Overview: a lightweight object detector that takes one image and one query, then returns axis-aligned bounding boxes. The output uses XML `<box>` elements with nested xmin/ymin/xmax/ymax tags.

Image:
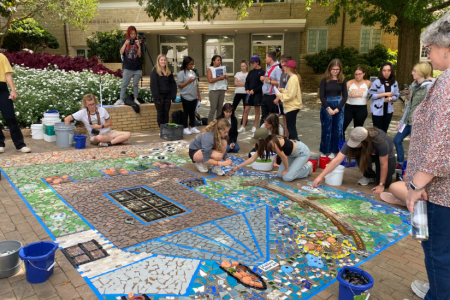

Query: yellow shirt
<box><xmin>0</xmin><ymin>53</ymin><xmax>13</xmax><ymax>82</ymax></box>
<box><xmin>276</xmin><ymin>74</ymin><xmax>303</xmax><ymax>112</ymax></box>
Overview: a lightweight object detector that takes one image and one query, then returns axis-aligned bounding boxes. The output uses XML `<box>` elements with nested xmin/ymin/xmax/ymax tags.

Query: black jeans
<box><xmin>181</xmin><ymin>97</ymin><xmax>197</xmax><ymax>128</ymax></box>
<box><xmin>0</xmin><ymin>83</ymin><xmax>26</xmax><ymax>149</ymax></box>
<box><xmin>357</xmin><ymin>154</ymin><xmax>396</xmax><ymax>188</ymax></box>
<box><xmin>372</xmin><ymin>103</ymin><xmax>392</xmax><ymax>133</ymax></box>
<box><xmin>285</xmin><ymin>109</ymin><xmax>299</xmax><ymax>140</ymax></box>
<box><xmin>343</xmin><ymin>104</ymin><xmax>368</xmax><ymax>138</ymax></box>
<box><xmin>232</xmin><ymin>93</ymin><xmax>246</xmax><ymax>111</ymax></box>
<box><xmin>260</xmin><ymin>94</ymin><xmax>276</xmax><ymax>126</ymax></box>
<box><xmin>154</xmin><ymin>97</ymin><xmax>171</xmax><ymax>127</ymax></box>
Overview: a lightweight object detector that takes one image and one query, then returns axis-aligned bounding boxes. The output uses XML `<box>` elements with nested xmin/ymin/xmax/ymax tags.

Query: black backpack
<box><xmin>171</xmin><ymin>110</ymin><xmax>183</xmax><ymax>125</ymax></box>
<box><xmin>125</xmin><ymin>95</ymin><xmax>140</xmax><ymax>114</ymax></box>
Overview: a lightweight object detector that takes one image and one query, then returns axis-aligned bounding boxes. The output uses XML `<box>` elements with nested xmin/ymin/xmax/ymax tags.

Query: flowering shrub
<box><xmin>4</xmin><ymin>52</ymin><xmax>123</xmax><ymax>78</ymax></box>
<box><xmin>3</xmin><ymin>66</ymin><xmax>152</xmax><ymax>127</ymax></box>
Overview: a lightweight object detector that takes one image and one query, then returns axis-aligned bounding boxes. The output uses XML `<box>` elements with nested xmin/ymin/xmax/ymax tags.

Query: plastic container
<box><xmin>308</xmin><ymin>158</ymin><xmax>318</xmax><ymax>172</ymax></box>
<box><xmin>0</xmin><ymin>240</ymin><xmax>22</xmax><ymax>279</ymax></box>
<box><xmin>73</xmin><ymin>135</ymin><xmax>87</xmax><ymax>149</ymax></box>
<box><xmin>42</xmin><ymin>119</ymin><xmax>62</xmax><ymax>142</ymax></box>
<box><xmin>160</xmin><ymin>123</ymin><xmax>183</xmax><ymax>141</ymax></box>
<box><xmin>411</xmin><ymin>200</ymin><xmax>428</xmax><ymax>241</ymax></box>
<box><xmin>252</xmin><ymin>153</ymin><xmax>276</xmax><ymax>172</ymax></box>
<box><xmin>19</xmin><ymin>241</ymin><xmax>57</xmax><ymax>284</ymax></box>
<box><xmin>319</xmin><ymin>156</ymin><xmax>331</xmax><ymax>169</ymax></box>
<box><xmin>325</xmin><ymin>165</ymin><xmax>345</xmax><ymax>186</ymax></box>
<box><xmin>31</xmin><ymin>124</ymin><xmax>44</xmax><ymax>140</ymax></box>
<box><xmin>54</xmin><ymin>122</ymin><xmax>75</xmax><ymax>148</ymax></box>
<box><xmin>337</xmin><ymin>266</ymin><xmax>374</xmax><ymax>300</ymax></box>
<box><xmin>43</xmin><ymin>111</ymin><xmax>60</xmax><ymax>119</ymax></box>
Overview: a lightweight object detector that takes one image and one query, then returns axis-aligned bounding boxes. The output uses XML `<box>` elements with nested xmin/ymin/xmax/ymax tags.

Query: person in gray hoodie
<box><xmin>393</xmin><ymin>62</ymin><xmax>433</xmax><ymax>169</ymax></box>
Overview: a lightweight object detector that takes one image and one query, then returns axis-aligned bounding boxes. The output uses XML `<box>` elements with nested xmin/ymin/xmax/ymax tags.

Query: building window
<box><xmin>205</xmin><ymin>35</ymin><xmax>235</xmax><ymax>75</ymax></box>
<box><xmin>76</xmin><ymin>48</ymin><xmax>90</xmax><ymax>58</ymax></box>
<box><xmin>160</xmin><ymin>35</ymin><xmax>188</xmax><ymax>43</ymax></box>
<box><xmin>253</xmin><ymin>0</ymin><xmax>286</xmax><ymax>3</ymax></box>
<box><xmin>307</xmin><ymin>29</ymin><xmax>328</xmax><ymax>53</ymax></box>
<box><xmin>252</xmin><ymin>34</ymin><xmax>284</xmax><ymax>66</ymax></box>
<box><xmin>360</xmin><ymin>28</ymin><xmax>381</xmax><ymax>53</ymax></box>
<box><xmin>420</xmin><ymin>43</ymin><xmax>430</xmax><ymax>61</ymax></box>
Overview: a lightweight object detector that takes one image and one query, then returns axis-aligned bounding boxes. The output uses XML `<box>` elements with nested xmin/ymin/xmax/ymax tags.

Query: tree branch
<box><xmin>428</xmin><ymin>0</ymin><xmax>450</xmax><ymax>12</ymax></box>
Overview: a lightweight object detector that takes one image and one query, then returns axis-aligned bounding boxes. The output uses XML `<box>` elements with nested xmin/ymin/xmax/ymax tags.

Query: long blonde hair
<box><xmin>324</xmin><ymin>59</ymin><xmax>345</xmax><ymax>83</ymax></box>
<box><xmin>200</xmin><ymin>118</ymin><xmax>231</xmax><ymax>153</ymax></box>
<box><xmin>154</xmin><ymin>54</ymin><xmax>172</xmax><ymax>76</ymax></box>
<box><xmin>81</xmin><ymin>94</ymin><xmax>99</xmax><ymax>109</ymax></box>
<box><xmin>285</xmin><ymin>66</ymin><xmax>302</xmax><ymax>89</ymax></box>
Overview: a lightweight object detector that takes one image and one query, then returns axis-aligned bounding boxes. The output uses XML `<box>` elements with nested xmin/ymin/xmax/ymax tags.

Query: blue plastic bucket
<box><xmin>337</xmin><ymin>266</ymin><xmax>374</xmax><ymax>300</ymax></box>
<box><xmin>19</xmin><ymin>241</ymin><xmax>57</xmax><ymax>284</ymax></box>
<box><xmin>73</xmin><ymin>135</ymin><xmax>87</xmax><ymax>149</ymax></box>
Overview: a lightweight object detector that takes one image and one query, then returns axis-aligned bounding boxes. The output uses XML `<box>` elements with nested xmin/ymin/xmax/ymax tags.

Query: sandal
<box><xmin>380</xmin><ymin>192</ymin><xmax>406</xmax><ymax>206</ymax></box>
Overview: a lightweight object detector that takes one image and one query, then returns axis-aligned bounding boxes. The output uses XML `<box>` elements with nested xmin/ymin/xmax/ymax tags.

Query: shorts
<box><xmin>245</xmin><ymin>93</ymin><xmax>263</xmax><ymax>107</ymax></box>
<box><xmin>189</xmin><ymin>148</ymin><xmax>200</xmax><ymax>162</ymax></box>
<box><xmin>264</xmin><ymin>95</ymin><xmax>285</xmax><ymax>115</ymax></box>
<box><xmin>90</xmin><ymin>130</ymin><xmax>119</xmax><ymax>144</ymax></box>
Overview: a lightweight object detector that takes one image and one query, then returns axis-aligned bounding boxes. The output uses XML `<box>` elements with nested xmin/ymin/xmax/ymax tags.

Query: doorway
<box><xmin>160</xmin><ymin>35</ymin><xmax>189</xmax><ymax>75</ymax></box>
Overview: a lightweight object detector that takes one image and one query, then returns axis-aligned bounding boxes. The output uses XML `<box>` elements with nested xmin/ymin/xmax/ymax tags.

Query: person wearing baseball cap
<box><xmin>238</xmin><ymin>55</ymin><xmax>265</xmax><ymax>133</ymax></box>
<box><xmin>230</xmin><ymin>128</ymin><xmax>313</xmax><ymax>182</ymax></box>
<box><xmin>275</xmin><ymin>59</ymin><xmax>303</xmax><ymax>141</ymax></box>
<box><xmin>313</xmin><ymin>126</ymin><xmax>396</xmax><ymax>194</ymax></box>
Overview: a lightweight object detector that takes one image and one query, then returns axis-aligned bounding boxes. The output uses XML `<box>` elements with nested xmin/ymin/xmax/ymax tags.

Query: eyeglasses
<box><xmin>425</xmin><ymin>44</ymin><xmax>432</xmax><ymax>55</ymax></box>
<box><xmin>87</xmin><ymin>103</ymin><xmax>96</xmax><ymax>107</ymax></box>
<box><xmin>331</xmin><ymin>68</ymin><xmax>340</xmax><ymax>72</ymax></box>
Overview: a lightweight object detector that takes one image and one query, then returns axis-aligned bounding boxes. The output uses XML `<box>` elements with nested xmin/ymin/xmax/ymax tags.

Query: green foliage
<box><xmin>87</xmin><ymin>30</ymin><xmax>125</xmax><ymax>63</ymax></box>
<box><xmin>305</xmin><ymin>44</ymin><xmax>398</xmax><ymax>80</ymax></box>
<box><xmin>2</xmin><ymin>18</ymin><xmax>59</xmax><ymax>53</ymax></box>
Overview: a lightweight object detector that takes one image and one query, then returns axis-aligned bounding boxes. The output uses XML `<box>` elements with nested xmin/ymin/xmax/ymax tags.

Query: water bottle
<box><xmin>411</xmin><ymin>200</ymin><xmax>429</xmax><ymax>241</ymax></box>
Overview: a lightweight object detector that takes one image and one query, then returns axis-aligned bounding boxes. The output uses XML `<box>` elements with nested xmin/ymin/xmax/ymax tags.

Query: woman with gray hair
<box><xmin>405</xmin><ymin>12</ymin><xmax>450</xmax><ymax>300</ymax></box>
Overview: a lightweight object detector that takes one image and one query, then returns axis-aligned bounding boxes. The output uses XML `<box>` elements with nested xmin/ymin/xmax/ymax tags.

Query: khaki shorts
<box><xmin>90</xmin><ymin>130</ymin><xmax>119</xmax><ymax>144</ymax></box>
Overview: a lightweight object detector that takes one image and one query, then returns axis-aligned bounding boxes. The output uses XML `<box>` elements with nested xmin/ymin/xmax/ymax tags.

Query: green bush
<box><xmin>86</xmin><ymin>30</ymin><xmax>125</xmax><ymax>63</ymax></box>
<box><xmin>2</xmin><ymin>18</ymin><xmax>59</xmax><ymax>53</ymax></box>
<box><xmin>305</xmin><ymin>44</ymin><xmax>398</xmax><ymax>80</ymax></box>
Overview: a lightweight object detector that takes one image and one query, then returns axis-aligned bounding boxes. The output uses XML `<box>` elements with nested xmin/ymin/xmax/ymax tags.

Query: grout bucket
<box><xmin>324</xmin><ymin>165</ymin><xmax>345</xmax><ymax>186</ymax></box>
<box><xmin>30</xmin><ymin>124</ymin><xmax>44</xmax><ymax>140</ymax></box>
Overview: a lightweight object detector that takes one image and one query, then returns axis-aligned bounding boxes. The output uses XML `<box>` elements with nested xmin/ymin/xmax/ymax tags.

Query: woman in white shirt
<box><xmin>207</xmin><ymin>55</ymin><xmax>228</xmax><ymax>123</ymax></box>
<box><xmin>232</xmin><ymin>60</ymin><xmax>249</xmax><ymax>114</ymax></box>
<box><xmin>343</xmin><ymin>66</ymin><xmax>372</xmax><ymax>137</ymax></box>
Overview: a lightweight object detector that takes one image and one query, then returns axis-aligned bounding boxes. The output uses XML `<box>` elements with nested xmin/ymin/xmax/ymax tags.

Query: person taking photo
<box><xmin>119</xmin><ymin>26</ymin><xmax>142</xmax><ymax>105</ymax></box>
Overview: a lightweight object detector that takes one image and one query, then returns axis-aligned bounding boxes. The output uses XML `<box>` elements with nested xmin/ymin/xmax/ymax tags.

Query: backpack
<box><xmin>171</xmin><ymin>110</ymin><xmax>183</xmax><ymax>125</ymax></box>
<box><xmin>125</xmin><ymin>95</ymin><xmax>140</xmax><ymax>114</ymax></box>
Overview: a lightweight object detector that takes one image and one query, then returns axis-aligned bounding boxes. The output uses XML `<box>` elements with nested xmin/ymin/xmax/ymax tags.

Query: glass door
<box><xmin>252</xmin><ymin>34</ymin><xmax>283</xmax><ymax>67</ymax></box>
<box><xmin>160</xmin><ymin>44</ymin><xmax>188</xmax><ymax>75</ymax></box>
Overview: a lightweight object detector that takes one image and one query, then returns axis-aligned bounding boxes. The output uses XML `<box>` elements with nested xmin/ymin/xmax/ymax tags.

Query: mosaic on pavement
<box><xmin>0</xmin><ymin>142</ymin><xmax>411</xmax><ymax>300</ymax></box>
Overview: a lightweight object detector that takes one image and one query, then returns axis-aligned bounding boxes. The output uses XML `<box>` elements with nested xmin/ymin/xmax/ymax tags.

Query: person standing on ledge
<box><xmin>0</xmin><ymin>53</ymin><xmax>31</xmax><ymax>153</ymax></box>
<box><xmin>119</xmin><ymin>26</ymin><xmax>142</xmax><ymax>105</ymax></box>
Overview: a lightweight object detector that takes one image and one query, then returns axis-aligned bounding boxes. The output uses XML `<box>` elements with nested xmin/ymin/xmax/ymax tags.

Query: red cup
<box><xmin>308</xmin><ymin>159</ymin><xmax>318</xmax><ymax>172</ymax></box>
<box><xmin>319</xmin><ymin>156</ymin><xmax>331</xmax><ymax>169</ymax></box>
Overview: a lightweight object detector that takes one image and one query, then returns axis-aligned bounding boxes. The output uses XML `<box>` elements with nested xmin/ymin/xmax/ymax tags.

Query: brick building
<box><xmin>35</xmin><ymin>0</ymin><xmax>428</xmax><ymax>77</ymax></box>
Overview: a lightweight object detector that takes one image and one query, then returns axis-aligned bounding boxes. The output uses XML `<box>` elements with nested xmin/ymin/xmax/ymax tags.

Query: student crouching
<box><xmin>216</xmin><ymin>103</ymin><xmax>239</xmax><ymax>153</ymax></box>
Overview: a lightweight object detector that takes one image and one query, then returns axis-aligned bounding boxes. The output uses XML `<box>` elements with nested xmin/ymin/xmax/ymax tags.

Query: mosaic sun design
<box><xmin>0</xmin><ymin>142</ymin><xmax>411</xmax><ymax>300</ymax></box>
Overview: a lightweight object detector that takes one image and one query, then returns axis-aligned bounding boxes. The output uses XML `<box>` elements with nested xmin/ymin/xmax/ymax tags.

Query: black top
<box><xmin>245</xmin><ymin>68</ymin><xmax>265</xmax><ymax>94</ymax></box>
<box><xmin>281</xmin><ymin>137</ymin><xmax>294</xmax><ymax>156</ymax></box>
<box><xmin>150</xmin><ymin>69</ymin><xmax>177</xmax><ymax>102</ymax></box>
<box><xmin>319</xmin><ymin>78</ymin><xmax>348</xmax><ymax>110</ymax></box>
<box><xmin>120</xmin><ymin>40</ymin><xmax>141</xmax><ymax>71</ymax></box>
<box><xmin>383</xmin><ymin>81</ymin><xmax>391</xmax><ymax>93</ymax></box>
<box><xmin>216</xmin><ymin>115</ymin><xmax>238</xmax><ymax>144</ymax></box>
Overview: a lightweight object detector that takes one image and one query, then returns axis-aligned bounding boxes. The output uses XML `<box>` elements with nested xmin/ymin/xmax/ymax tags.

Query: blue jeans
<box><xmin>422</xmin><ymin>201</ymin><xmax>450</xmax><ymax>300</ymax></box>
<box><xmin>393</xmin><ymin>125</ymin><xmax>411</xmax><ymax>164</ymax></box>
<box><xmin>277</xmin><ymin>141</ymin><xmax>310</xmax><ymax>182</ymax></box>
<box><xmin>227</xmin><ymin>142</ymin><xmax>240</xmax><ymax>153</ymax></box>
<box><xmin>320</xmin><ymin>97</ymin><xmax>344</xmax><ymax>154</ymax></box>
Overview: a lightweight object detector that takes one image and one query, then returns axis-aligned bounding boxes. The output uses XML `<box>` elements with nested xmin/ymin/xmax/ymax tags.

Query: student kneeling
<box><xmin>313</xmin><ymin>127</ymin><xmax>396</xmax><ymax>194</ymax></box>
<box><xmin>65</xmin><ymin>94</ymin><xmax>131</xmax><ymax>147</ymax></box>
<box><xmin>189</xmin><ymin>118</ymin><xmax>233</xmax><ymax>176</ymax></box>
<box><xmin>230</xmin><ymin>128</ymin><xmax>313</xmax><ymax>182</ymax></box>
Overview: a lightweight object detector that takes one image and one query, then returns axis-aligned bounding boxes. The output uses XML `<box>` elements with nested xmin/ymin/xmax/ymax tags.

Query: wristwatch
<box><xmin>379</xmin><ymin>182</ymin><xmax>384</xmax><ymax>186</ymax></box>
<box><xmin>410</xmin><ymin>182</ymin><xmax>424</xmax><ymax>192</ymax></box>
<box><xmin>101</xmin><ymin>125</ymin><xmax>104</xmax><ymax>129</ymax></box>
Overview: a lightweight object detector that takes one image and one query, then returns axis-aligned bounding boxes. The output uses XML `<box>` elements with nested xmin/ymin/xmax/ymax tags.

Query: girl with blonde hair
<box><xmin>189</xmin><ymin>118</ymin><xmax>233</xmax><ymax>175</ymax></box>
<box><xmin>150</xmin><ymin>54</ymin><xmax>177</xmax><ymax>127</ymax></box>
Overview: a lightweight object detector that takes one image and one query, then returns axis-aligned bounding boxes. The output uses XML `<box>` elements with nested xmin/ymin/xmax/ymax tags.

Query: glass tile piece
<box><xmin>74</xmin><ymin>254</ymin><xmax>91</xmax><ymax>264</ymax></box>
<box><xmin>159</xmin><ymin>205</ymin><xmax>185</xmax><ymax>216</ymax></box>
<box><xmin>127</xmin><ymin>187</ymin><xmax>154</xmax><ymax>198</ymax></box>
<box><xmin>123</xmin><ymin>199</ymin><xmax>152</xmax><ymax>212</ymax></box>
<box><xmin>90</xmin><ymin>249</ymin><xmax>106</xmax><ymax>259</ymax></box>
<box><xmin>143</xmin><ymin>196</ymin><xmax>170</xmax><ymax>207</ymax></box>
<box><xmin>66</xmin><ymin>246</ymin><xmax>84</xmax><ymax>257</ymax></box>
<box><xmin>138</xmin><ymin>209</ymin><xmax>166</xmax><ymax>222</ymax></box>
<box><xmin>108</xmin><ymin>191</ymin><xmax>136</xmax><ymax>202</ymax></box>
<box><xmin>81</xmin><ymin>241</ymin><xmax>99</xmax><ymax>251</ymax></box>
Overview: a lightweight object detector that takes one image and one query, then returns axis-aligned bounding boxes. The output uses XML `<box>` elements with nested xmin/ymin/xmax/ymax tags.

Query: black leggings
<box><xmin>154</xmin><ymin>98</ymin><xmax>172</xmax><ymax>127</ymax></box>
<box><xmin>232</xmin><ymin>94</ymin><xmax>246</xmax><ymax>111</ymax></box>
<box><xmin>285</xmin><ymin>109</ymin><xmax>299</xmax><ymax>140</ymax></box>
<box><xmin>182</xmin><ymin>97</ymin><xmax>197</xmax><ymax>128</ymax></box>
<box><xmin>0</xmin><ymin>82</ymin><xmax>26</xmax><ymax>149</ymax></box>
<box><xmin>343</xmin><ymin>104</ymin><xmax>368</xmax><ymax>138</ymax></box>
<box><xmin>372</xmin><ymin>103</ymin><xmax>392</xmax><ymax>133</ymax></box>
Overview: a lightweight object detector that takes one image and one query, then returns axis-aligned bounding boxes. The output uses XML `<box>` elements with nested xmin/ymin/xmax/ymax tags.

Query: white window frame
<box><xmin>419</xmin><ymin>42</ymin><xmax>431</xmax><ymax>61</ymax></box>
<box><xmin>252</xmin><ymin>0</ymin><xmax>286</xmax><ymax>4</ymax></box>
<box><xmin>75</xmin><ymin>48</ymin><xmax>90</xmax><ymax>58</ymax></box>
<box><xmin>307</xmin><ymin>27</ymin><xmax>328</xmax><ymax>54</ymax></box>
<box><xmin>205</xmin><ymin>42</ymin><xmax>235</xmax><ymax>76</ymax></box>
<box><xmin>252</xmin><ymin>33</ymin><xmax>284</xmax><ymax>65</ymax></box>
<box><xmin>359</xmin><ymin>27</ymin><xmax>382</xmax><ymax>53</ymax></box>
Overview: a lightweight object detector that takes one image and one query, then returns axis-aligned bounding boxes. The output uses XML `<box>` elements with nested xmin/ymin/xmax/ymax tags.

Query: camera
<box><xmin>138</xmin><ymin>32</ymin><xmax>145</xmax><ymax>40</ymax></box>
<box><xmin>129</xmin><ymin>39</ymin><xmax>135</xmax><ymax>45</ymax></box>
<box><xmin>91</xmin><ymin>129</ymin><xmax>100</xmax><ymax>136</ymax></box>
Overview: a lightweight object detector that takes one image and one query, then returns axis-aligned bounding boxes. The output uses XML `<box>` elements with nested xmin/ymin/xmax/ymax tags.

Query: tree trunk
<box><xmin>396</xmin><ymin>19</ymin><xmax>422</xmax><ymax>87</ymax></box>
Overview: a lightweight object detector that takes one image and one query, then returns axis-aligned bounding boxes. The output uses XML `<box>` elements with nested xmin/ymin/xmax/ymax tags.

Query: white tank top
<box><xmin>347</xmin><ymin>82</ymin><xmax>369</xmax><ymax>105</ymax></box>
<box><xmin>208</xmin><ymin>66</ymin><xmax>227</xmax><ymax>91</ymax></box>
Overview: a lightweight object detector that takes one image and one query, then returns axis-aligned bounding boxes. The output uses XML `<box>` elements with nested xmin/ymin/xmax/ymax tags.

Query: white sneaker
<box><xmin>183</xmin><ymin>128</ymin><xmax>192</xmax><ymax>135</ymax></box>
<box><xmin>411</xmin><ymin>280</ymin><xmax>429</xmax><ymax>299</ymax></box>
<box><xmin>134</xmin><ymin>99</ymin><xmax>141</xmax><ymax>105</ymax></box>
<box><xmin>320</xmin><ymin>153</ymin><xmax>327</xmax><ymax>157</ymax></box>
<box><xmin>252</xmin><ymin>127</ymin><xmax>257</xmax><ymax>133</ymax></box>
<box><xmin>328</xmin><ymin>153</ymin><xmax>335</xmax><ymax>159</ymax></box>
<box><xmin>194</xmin><ymin>162</ymin><xmax>208</xmax><ymax>173</ymax></box>
<box><xmin>238</xmin><ymin>126</ymin><xmax>245</xmax><ymax>133</ymax></box>
<box><xmin>17</xmin><ymin>147</ymin><xmax>31</xmax><ymax>153</ymax></box>
<box><xmin>0</xmin><ymin>147</ymin><xmax>4</xmax><ymax>153</ymax></box>
<box><xmin>306</xmin><ymin>161</ymin><xmax>314</xmax><ymax>175</ymax></box>
<box><xmin>358</xmin><ymin>177</ymin><xmax>375</xmax><ymax>186</ymax></box>
<box><xmin>190</xmin><ymin>127</ymin><xmax>201</xmax><ymax>134</ymax></box>
<box><xmin>211</xmin><ymin>165</ymin><xmax>225</xmax><ymax>176</ymax></box>
<box><xmin>114</xmin><ymin>99</ymin><xmax>124</xmax><ymax>105</ymax></box>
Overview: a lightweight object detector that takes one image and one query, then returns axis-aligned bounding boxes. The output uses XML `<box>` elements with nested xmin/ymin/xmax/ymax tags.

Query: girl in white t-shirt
<box><xmin>207</xmin><ymin>55</ymin><xmax>228</xmax><ymax>123</ymax></box>
<box><xmin>232</xmin><ymin>60</ymin><xmax>249</xmax><ymax>113</ymax></box>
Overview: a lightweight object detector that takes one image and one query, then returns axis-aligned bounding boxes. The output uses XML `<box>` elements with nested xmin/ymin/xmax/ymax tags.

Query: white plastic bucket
<box><xmin>42</xmin><ymin>119</ymin><xmax>61</xmax><ymax>143</ymax></box>
<box><xmin>252</xmin><ymin>153</ymin><xmax>276</xmax><ymax>172</ymax></box>
<box><xmin>30</xmin><ymin>124</ymin><xmax>44</xmax><ymax>140</ymax></box>
<box><xmin>325</xmin><ymin>165</ymin><xmax>345</xmax><ymax>186</ymax></box>
<box><xmin>43</xmin><ymin>111</ymin><xmax>60</xmax><ymax>120</ymax></box>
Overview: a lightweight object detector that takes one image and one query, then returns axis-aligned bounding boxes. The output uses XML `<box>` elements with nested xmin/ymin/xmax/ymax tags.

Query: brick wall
<box><xmin>105</xmin><ymin>103</ymin><xmax>183</xmax><ymax>132</ymax></box>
